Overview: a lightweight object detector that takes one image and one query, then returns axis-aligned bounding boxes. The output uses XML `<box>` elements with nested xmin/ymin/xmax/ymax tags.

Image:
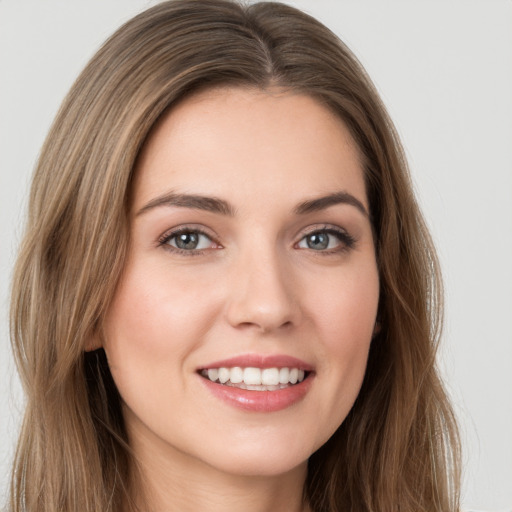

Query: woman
<box><xmin>8</xmin><ymin>1</ymin><xmax>461</xmax><ymax>511</ymax></box>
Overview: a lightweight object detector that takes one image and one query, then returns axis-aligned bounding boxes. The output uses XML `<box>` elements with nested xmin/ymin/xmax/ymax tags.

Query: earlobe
<box><xmin>84</xmin><ymin>337</ymin><xmax>102</xmax><ymax>352</ymax></box>
<box><xmin>372</xmin><ymin>320</ymin><xmax>381</xmax><ymax>339</ymax></box>
<box><xmin>84</xmin><ymin>329</ymin><xmax>104</xmax><ymax>352</ymax></box>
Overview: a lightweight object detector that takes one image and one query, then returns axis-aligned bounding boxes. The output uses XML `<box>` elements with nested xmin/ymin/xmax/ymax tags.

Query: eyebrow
<box><xmin>136</xmin><ymin>192</ymin><xmax>235</xmax><ymax>217</ymax></box>
<box><xmin>136</xmin><ymin>190</ymin><xmax>368</xmax><ymax>218</ymax></box>
<box><xmin>294</xmin><ymin>191</ymin><xmax>369</xmax><ymax>217</ymax></box>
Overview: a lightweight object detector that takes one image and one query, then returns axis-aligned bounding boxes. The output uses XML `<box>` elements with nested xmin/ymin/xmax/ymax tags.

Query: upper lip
<box><xmin>198</xmin><ymin>354</ymin><xmax>314</xmax><ymax>372</ymax></box>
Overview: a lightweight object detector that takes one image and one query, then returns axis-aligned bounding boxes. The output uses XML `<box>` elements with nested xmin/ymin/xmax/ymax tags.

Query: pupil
<box><xmin>308</xmin><ymin>233</ymin><xmax>328</xmax><ymax>250</ymax></box>
<box><xmin>176</xmin><ymin>232</ymin><xmax>198</xmax><ymax>250</ymax></box>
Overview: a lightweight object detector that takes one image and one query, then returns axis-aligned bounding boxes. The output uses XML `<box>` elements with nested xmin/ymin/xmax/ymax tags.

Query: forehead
<box><xmin>132</xmin><ymin>86</ymin><xmax>367</xmax><ymax>212</ymax></box>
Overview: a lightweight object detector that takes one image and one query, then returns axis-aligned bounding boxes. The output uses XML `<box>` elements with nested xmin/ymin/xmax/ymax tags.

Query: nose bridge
<box><xmin>225</xmin><ymin>238</ymin><xmax>299</xmax><ymax>332</ymax></box>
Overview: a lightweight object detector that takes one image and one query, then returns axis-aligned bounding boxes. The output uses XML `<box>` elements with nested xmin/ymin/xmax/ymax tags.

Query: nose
<box><xmin>224</xmin><ymin>246</ymin><xmax>301</xmax><ymax>333</ymax></box>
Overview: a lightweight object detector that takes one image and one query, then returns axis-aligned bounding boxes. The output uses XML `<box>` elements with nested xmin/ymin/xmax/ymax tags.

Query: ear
<box><xmin>84</xmin><ymin>337</ymin><xmax>102</xmax><ymax>352</ymax></box>
<box><xmin>372</xmin><ymin>320</ymin><xmax>381</xmax><ymax>339</ymax></box>
<box><xmin>84</xmin><ymin>328</ymin><xmax>103</xmax><ymax>352</ymax></box>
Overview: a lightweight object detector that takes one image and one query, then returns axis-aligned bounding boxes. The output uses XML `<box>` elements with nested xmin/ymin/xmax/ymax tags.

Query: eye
<box><xmin>297</xmin><ymin>228</ymin><xmax>355</xmax><ymax>252</ymax></box>
<box><xmin>160</xmin><ymin>228</ymin><xmax>218</xmax><ymax>252</ymax></box>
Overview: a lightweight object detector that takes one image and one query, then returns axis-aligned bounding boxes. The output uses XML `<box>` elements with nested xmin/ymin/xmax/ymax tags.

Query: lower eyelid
<box><xmin>298</xmin><ymin>228</ymin><xmax>355</xmax><ymax>247</ymax></box>
<box><xmin>157</xmin><ymin>226</ymin><xmax>356</xmax><ymax>254</ymax></box>
<box><xmin>171</xmin><ymin>233</ymin><xmax>213</xmax><ymax>250</ymax></box>
<box><xmin>158</xmin><ymin>226</ymin><xmax>215</xmax><ymax>245</ymax></box>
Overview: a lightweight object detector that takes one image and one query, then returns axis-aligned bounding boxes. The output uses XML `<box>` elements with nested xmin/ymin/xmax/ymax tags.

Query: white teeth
<box><xmin>207</xmin><ymin>368</ymin><xmax>218</xmax><ymax>382</ymax></box>
<box><xmin>218</xmin><ymin>367</ymin><xmax>230</xmax><ymax>384</ymax></box>
<box><xmin>278</xmin><ymin>367</ymin><xmax>290</xmax><ymax>384</ymax></box>
<box><xmin>230</xmin><ymin>366</ymin><xmax>243</xmax><ymax>384</ymax></box>
<box><xmin>243</xmin><ymin>367</ymin><xmax>261</xmax><ymax>385</ymax></box>
<box><xmin>202</xmin><ymin>366</ymin><xmax>308</xmax><ymax>387</ymax></box>
<box><xmin>261</xmin><ymin>368</ymin><xmax>279</xmax><ymax>386</ymax></box>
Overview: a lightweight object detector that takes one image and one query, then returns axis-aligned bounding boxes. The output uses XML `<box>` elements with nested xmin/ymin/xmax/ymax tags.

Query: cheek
<box><xmin>305</xmin><ymin>259</ymin><xmax>379</xmax><ymax>424</ymax></box>
<box><xmin>102</xmin><ymin>259</ymin><xmax>221</xmax><ymax>388</ymax></box>
<box><xmin>311</xmin><ymin>258</ymin><xmax>379</xmax><ymax>349</ymax></box>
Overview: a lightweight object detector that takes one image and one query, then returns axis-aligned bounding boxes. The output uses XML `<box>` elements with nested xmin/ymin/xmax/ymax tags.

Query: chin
<box><xmin>206</xmin><ymin>450</ymin><xmax>309</xmax><ymax>478</ymax></box>
<box><xmin>194</xmin><ymin>430</ymin><xmax>321</xmax><ymax>478</ymax></box>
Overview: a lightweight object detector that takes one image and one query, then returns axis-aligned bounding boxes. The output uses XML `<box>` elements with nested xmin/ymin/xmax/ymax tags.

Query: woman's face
<box><xmin>102</xmin><ymin>87</ymin><xmax>379</xmax><ymax>477</ymax></box>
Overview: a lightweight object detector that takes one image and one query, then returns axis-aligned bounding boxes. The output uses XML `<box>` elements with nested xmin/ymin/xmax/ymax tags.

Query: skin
<box><xmin>101</xmin><ymin>87</ymin><xmax>380</xmax><ymax>512</ymax></box>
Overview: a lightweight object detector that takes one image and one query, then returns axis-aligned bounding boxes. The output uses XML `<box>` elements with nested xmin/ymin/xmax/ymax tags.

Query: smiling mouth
<box><xmin>199</xmin><ymin>367</ymin><xmax>309</xmax><ymax>391</ymax></box>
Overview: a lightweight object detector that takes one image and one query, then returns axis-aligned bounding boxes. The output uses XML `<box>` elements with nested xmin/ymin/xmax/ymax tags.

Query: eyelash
<box><xmin>158</xmin><ymin>225</ymin><xmax>357</xmax><ymax>256</ymax></box>
<box><xmin>158</xmin><ymin>226</ymin><xmax>218</xmax><ymax>256</ymax></box>
<box><xmin>297</xmin><ymin>226</ymin><xmax>357</xmax><ymax>254</ymax></box>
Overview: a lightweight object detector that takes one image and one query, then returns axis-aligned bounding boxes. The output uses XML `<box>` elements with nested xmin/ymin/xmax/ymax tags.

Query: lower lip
<box><xmin>199</xmin><ymin>374</ymin><xmax>314</xmax><ymax>412</ymax></box>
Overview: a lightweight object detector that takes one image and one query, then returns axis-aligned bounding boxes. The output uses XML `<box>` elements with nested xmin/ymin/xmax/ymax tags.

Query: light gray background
<box><xmin>1</xmin><ymin>1</ymin><xmax>511</xmax><ymax>510</ymax></box>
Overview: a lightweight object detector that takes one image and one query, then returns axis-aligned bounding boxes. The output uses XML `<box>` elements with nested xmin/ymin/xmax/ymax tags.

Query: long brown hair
<box><xmin>9</xmin><ymin>1</ymin><xmax>461</xmax><ymax>511</ymax></box>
